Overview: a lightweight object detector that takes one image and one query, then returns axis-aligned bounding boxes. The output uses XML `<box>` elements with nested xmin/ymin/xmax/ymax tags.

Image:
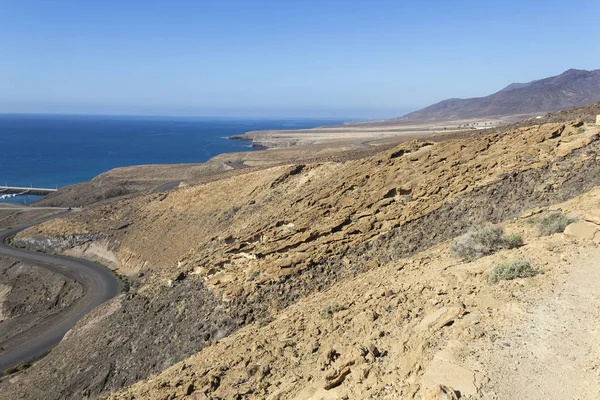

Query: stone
<box><xmin>185</xmin><ymin>383</ymin><xmax>195</xmax><ymax>395</ymax></box>
<box><xmin>423</xmin><ymin>384</ymin><xmax>460</xmax><ymax>400</ymax></box>
<box><xmin>174</xmin><ymin>272</ymin><xmax>186</xmax><ymax>281</ymax></box>
<box><xmin>324</xmin><ymin>366</ymin><xmax>351</xmax><ymax>390</ymax></box>
<box><xmin>584</xmin><ymin>210</ymin><xmax>600</xmax><ymax>225</ymax></box>
<box><xmin>368</xmin><ymin>344</ymin><xmax>380</xmax><ymax>358</ymax></box>
<box><xmin>564</xmin><ymin>222</ymin><xmax>599</xmax><ymax>240</ymax></box>
<box><xmin>416</xmin><ymin>305</ymin><xmax>466</xmax><ymax>332</ymax></box>
<box><xmin>555</xmin><ymin>139</ymin><xmax>587</xmax><ymax>157</ymax></box>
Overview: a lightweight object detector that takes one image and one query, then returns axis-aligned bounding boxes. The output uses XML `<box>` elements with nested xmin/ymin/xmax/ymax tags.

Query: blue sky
<box><xmin>1</xmin><ymin>0</ymin><xmax>599</xmax><ymax>118</ymax></box>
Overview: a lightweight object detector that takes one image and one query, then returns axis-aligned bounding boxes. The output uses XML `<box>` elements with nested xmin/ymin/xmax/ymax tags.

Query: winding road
<box><xmin>0</xmin><ymin>213</ymin><xmax>121</xmax><ymax>373</ymax></box>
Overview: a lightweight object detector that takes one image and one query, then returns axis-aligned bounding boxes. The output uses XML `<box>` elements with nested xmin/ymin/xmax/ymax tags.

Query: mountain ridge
<box><xmin>398</xmin><ymin>68</ymin><xmax>600</xmax><ymax>122</ymax></box>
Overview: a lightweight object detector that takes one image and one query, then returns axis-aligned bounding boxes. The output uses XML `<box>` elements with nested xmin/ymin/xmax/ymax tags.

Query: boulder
<box><xmin>564</xmin><ymin>221</ymin><xmax>599</xmax><ymax>240</ymax></box>
<box><xmin>584</xmin><ymin>210</ymin><xmax>600</xmax><ymax>226</ymax></box>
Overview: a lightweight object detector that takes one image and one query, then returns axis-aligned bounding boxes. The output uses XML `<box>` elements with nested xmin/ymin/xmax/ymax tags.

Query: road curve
<box><xmin>0</xmin><ymin>213</ymin><xmax>122</xmax><ymax>373</ymax></box>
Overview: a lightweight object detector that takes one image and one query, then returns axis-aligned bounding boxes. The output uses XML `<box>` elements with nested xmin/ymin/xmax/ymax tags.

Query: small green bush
<box><xmin>488</xmin><ymin>260</ymin><xmax>537</xmax><ymax>285</ymax></box>
<box><xmin>503</xmin><ymin>233</ymin><xmax>523</xmax><ymax>249</ymax></box>
<box><xmin>537</xmin><ymin>211</ymin><xmax>576</xmax><ymax>236</ymax></box>
<box><xmin>450</xmin><ymin>225</ymin><xmax>523</xmax><ymax>261</ymax></box>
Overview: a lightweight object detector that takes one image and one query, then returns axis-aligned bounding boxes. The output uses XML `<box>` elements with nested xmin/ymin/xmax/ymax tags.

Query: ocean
<box><xmin>0</xmin><ymin>114</ymin><xmax>347</xmax><ymax>203</ymax></box>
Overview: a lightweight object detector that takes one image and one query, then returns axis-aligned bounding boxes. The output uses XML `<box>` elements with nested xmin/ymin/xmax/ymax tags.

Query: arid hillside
<box><xmin>18</xmin><ymin>120</ymin><xmax>599</xmax><ymax>279</ymax></box>
<box><xmin>35</xmin><ymin>135</ymin><xmax>392</xmax><ymax>208</ymax></box>
<box><xmin>107</xmin><ymin>187</ymin><xmax>600</xmax><ymax>400</ymax></box>
<box><xmin>3</xmin><ymin>115</ymin><xmax>600</xmax><ymax>399</ymax></box>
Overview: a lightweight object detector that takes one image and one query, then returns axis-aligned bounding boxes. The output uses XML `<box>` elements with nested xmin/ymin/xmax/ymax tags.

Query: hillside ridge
<box><xmin>398</xmin><ymin>68</ymin><xmax>600</xmax><ymax>122</ymax></box>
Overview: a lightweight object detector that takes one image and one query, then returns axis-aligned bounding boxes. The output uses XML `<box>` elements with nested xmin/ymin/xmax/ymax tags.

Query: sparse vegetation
<box><xmin>536</xmin><ymin>211</ymin><xmax>576</xmax><ymax>236</ymax></box>
<box><xmin>450</xmin><ymin>225</ymin><xmax>523</xmax><ymax>261</ymax></box>
<box><xmin>488</xmin><ymin>259</ymin><xmax>537</xmax><ymax>285</ymax></box>
<box><xmin>503</xmin><ymin>233</ymin><xmax>524</xmax><ymax>249</ymax></box>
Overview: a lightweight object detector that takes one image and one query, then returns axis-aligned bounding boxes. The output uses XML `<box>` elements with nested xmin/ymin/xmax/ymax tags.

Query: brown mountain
<box><xmin>400</xmin><ymin>68</ymin><xmax>600</xmax><ymax>121</ymax></box>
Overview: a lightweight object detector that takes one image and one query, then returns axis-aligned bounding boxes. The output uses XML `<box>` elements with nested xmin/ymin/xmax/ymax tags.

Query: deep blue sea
<box><xmin>0</xmin><ymin>114</ymin><xmax>347</xmax><ymax>203</ymax></box>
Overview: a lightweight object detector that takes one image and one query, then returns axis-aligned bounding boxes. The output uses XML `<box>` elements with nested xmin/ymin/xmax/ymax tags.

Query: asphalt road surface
<box><xmin>0</xmin><ymin>214</ymin><xmax>121</xmax><ymax>373</ymax></box>
<box><xmin>151</xmin><ymin>181</ymin><xmax>181</xmax><ymax>193</ymax></box>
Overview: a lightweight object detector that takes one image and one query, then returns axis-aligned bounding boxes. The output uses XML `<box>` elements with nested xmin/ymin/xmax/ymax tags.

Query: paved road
<box><xmin>151</xmin><ymin>181</ymin><xmax>181</xmax><ymax>193</ymax></box>
<box><xmin>0</xmin><ymin>206</ymin><xmax>74</xmax><ymax>211</ymax></box>
<box><xmin>225</xmin><ymin>160</ymin><xmax>248</xmax><ymax>169</ymax></box>
<box><xmin>0</xmin><ymin>214</ymin><xmax>121</xmax><ymax>373</ymax></box>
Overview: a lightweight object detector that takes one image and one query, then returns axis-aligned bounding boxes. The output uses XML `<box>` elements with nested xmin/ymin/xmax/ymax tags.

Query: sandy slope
<box><xmin>106</xmin><ymin>189</ymin><xmax>600</xmax><ymax>400</ymax></box>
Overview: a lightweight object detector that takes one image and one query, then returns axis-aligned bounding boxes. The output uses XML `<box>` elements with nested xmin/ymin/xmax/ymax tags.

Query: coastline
<box><xmin>30</xmin><ymin>112</ymin><xmax>533</xmax><ymax>208</ymax></box>
<box><xmin>1</xmin><ymin>115</ymin><xmax>344</xmax><ymax>191</ymax></box>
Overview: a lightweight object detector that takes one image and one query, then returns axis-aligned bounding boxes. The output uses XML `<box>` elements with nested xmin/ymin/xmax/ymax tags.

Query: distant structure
<box><xmin>0</xmin><ymin>185</ymin><xmax>57</xmax><ymax>196</ymax></box>
<box><xmin>596</xmin><ymin>115</ymin><xmax>600</xmax><ymax>125</ymax></box>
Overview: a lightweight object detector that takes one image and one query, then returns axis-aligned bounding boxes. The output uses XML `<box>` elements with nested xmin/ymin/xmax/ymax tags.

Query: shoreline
<box><xmin>28</xmin><ymin>111</ymin><xmax>541</xmax><ymax>208</ymax></box>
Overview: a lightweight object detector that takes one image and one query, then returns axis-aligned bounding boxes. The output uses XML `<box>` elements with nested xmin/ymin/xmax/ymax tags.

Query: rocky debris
<box><xmin>13</xmin><ymin>233</ymin><xmax>103</xmax><ymax>254</ymax></box>
<box><xmin>367</xmin><ymin>343</ymin><xmax>381</xmax><ymax>358</ymax></box>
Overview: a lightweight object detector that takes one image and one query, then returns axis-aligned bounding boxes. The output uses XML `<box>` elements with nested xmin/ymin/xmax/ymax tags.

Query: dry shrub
<box><xmin>536</xmin><ymin>211</ymin><xmax>576</xmax><ymax>236</ymax></box>
<box><xmin>488</xmin><ymin>259</ymin><xmax>537</xmax><ymax>285</ymax></box>
<box><xmin>450</xmin><ymin>225</ymin><xmax>523</xmax><ymax>261</ymax></box>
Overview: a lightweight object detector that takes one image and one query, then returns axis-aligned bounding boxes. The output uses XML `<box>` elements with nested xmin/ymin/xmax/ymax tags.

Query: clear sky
<box><xmin>1</xmin><ymin>0</ymin><xmax>599</xmax><ymax>119</ymax></box>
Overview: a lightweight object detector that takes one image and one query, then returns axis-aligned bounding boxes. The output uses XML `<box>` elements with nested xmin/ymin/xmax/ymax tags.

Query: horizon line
<box><xmin>0</xmin><ymin>111</ymin><xmax>408</xmax><ymax>121</ymax></box>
